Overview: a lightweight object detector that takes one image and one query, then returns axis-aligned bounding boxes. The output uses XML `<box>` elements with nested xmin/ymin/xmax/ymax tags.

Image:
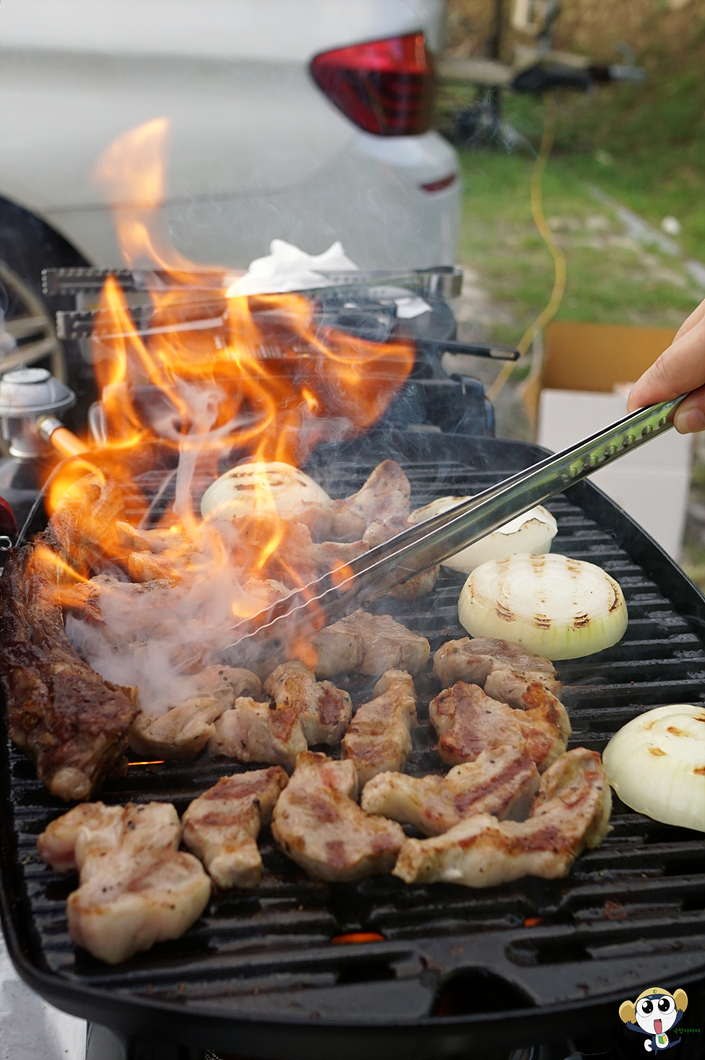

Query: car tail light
<box><xmin>420</xmin><ymin>174</ymin><xmax>457</xmax><ymax>193</ymax></box>
<box><xmin>310</xmin><ymin>33</ymin><xmax>435</xmax><ymax>137</ymax></box>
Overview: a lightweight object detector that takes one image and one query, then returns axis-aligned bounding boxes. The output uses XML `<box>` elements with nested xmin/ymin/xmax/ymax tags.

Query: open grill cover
<box><xmin>1</xmin><ymin>431</ymin><xmax>704</xmax><ymax>1059</ymax></box>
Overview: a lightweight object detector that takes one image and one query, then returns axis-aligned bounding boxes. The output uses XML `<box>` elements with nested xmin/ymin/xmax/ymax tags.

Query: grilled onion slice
<box><xmin>409</xmin><ymin>498</ymin><xmax>557</xmax><ymax>573</ymax></box>
<box><xmin>458</xmin><ymin>552</ymin><xmax>628</xmax><ymax>660</ymax></box>
<box><xmin>603</xmin><ymin>705</ymin><xmax>705</xmax><ymax>832</ymax></box>
<box><xmin>201</xmin><ymin>461</ymin><xmax>330</xmax><ymax>520</ymax></box>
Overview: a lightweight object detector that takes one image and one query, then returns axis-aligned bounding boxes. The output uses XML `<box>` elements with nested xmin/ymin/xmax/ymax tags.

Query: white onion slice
<box><xmin>200</xmin><ymin>461</ymin><xmax>330</xmax><ymax>521</ymax></box>
<box><xmin>603</xmin><ymin>705</ymin><xmax>705</xmax><ymax>832</ymax></box>
<box><xmin>409</xmin><ymin>498</ymin><xmax>557</xmax><ymax>573</ymax></box>
<box><xmin>458</xmin><ymin>552</ymin><xmax>628</xmax><ymax>660</ymax></box>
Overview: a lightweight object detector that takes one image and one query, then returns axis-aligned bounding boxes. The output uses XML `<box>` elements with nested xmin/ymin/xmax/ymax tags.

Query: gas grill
<box><xmin>1</xmin><ymin>428</ymin><xmax>705</xmax><ymax>1060</ymax></box>
<box><xmin>42</xmin><ymin>265</ymin><xmax>518</xmax><ymax>439</ymax></box>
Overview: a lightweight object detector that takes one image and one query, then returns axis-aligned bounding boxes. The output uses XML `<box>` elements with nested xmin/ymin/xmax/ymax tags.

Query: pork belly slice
<box><xmin>38</xmin><ymin>801</ymin><xmax>123</xmax><ymax>873</ymax></box>
<box><xmin>296</xmin><ymin>460</ymin><xmax>410</xmax><ymax>544</ymax></box>
<box><xmin>311</xmin><ymin>609</ymin><xmax>430</xmax><ymax>679</ymax></box>
<box><xmin>359</xmin><ymin>512</ymin><xmax>439</xmax><ymax>597</ymax></box>
<box><xmin>227</xmin><ymin>513</ymin><xmax>366</xmax><ymax>590</ymax></box>
<box><xmin>294</xmin><ymin>501</ymin><xmax>367</xmax><ymax>543</ymax></box>
<box><xmin>342</xmin><ymin>670</ymin><xmax>417</xmax><ymax>787</ymax></box>
<box><xmin>434</xmin><ymin>637</ymin><xmax>562</xmax><ymax>707</ymax></box>
<box><xmin>182</xmin><ymin>767</ymin><xmax>288</xmax><ymax>889</ymax></box>
<box><xmin>430</xmin><ymin>682</ymin><xmax>569</xmax><ymax>773</ymax></box>
<box><xmin>263</xmin><ymin>661</ymin><xmax>352</xmax><ymax>745</ymax></box>
<box><xmin>38</xmin><ymin>802</ymin><xmax>210</xmax><ymax>964</ymax></box>
<box><xmin>393</xmin><ymin>748</ymin><xmax>612</xmax><ymax>887</ymax></box>
<box><xmin>271</xmin><ymin>751</ymin><xmax>405</xmax><ymax>882</ymax></box>
<box><xmin>386</xmin><ymin>564</ymin><xmax>440</xmax><ymax>600</ymax></box>
<box><xmin>48</xmin><ymin>471</ymin><xmax>129</xmax><ymax>574</ymax></box>
<box><xmin>361</xmin><ymin>748</ymin><xmax>540</xmax><ymax>835</ymax></box>
<box><xmin>129</xmin><ymin>666</ymin><xmax>261</xmax><ymax>759</ymax></box>
<box><xmin>345</xmin><ymin>460</ymin><xmax>411</xmax><ymax>527</ymax></box>
<box><xmin>209</xmin><ymin>698</ymin><xmax>307</xmax><ymax>771</ymax></box>
<box><xmin>115</xmin><ymin>521</ymin><xmax>187</xmax><ymax>554</ymax></box>
<box><xmin>0</xmin><ymin>532</ymin><xmax>139</xmax><ymax>802</ymax></box>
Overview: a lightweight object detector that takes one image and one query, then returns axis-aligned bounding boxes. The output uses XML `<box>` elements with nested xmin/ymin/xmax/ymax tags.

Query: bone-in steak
<box><xmin>0</xmin><ymin>531</ymin><xmax>138</xmax><ymax>801</ymax></box>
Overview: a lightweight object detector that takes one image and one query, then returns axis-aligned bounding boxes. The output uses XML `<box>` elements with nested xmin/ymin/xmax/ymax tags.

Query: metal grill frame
<box><xmin>1</xmin><ymin>431</ymin><xmax>705</xmax><ymax>1059</ymax></box>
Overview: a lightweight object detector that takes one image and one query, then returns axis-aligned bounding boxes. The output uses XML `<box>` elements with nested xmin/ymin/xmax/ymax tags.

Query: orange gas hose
<box><xmin>36</xmin><ymin>417</ymin><xmax>88</xmax><ymax>458</ymax></box>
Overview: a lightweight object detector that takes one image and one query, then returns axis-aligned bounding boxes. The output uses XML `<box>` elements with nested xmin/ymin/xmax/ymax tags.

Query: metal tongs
<box><xmin>225</xmin><ymin>395</ymin><xmax>685</xmax><ymax>649</ymax></box>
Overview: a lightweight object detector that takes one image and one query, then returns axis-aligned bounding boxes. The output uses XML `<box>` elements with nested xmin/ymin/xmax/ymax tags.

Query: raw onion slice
<box><xmin>458</xmin><ymin>552</ymin><xmax>628</xmax><ymax>660</ymax></box>
<box><xmin>409</xmin><ymin>498</ymin><xmax>557</xmax><ymax>573</ymax></box>
<box><xmin>200</xmin><ymin>461</ymin><xmax>330</xmax><ymax>521</ymax></box>
<box><xmin>603</xmin><ymin>705</ymin><xmax>705</xmax><ymax>832</ymax></box>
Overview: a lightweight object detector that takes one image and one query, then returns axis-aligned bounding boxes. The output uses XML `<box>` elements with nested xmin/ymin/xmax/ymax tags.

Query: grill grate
<box><xmin>2</xmin><ymin>433</ymin><xmax>705</xmax><ymax>1056</ymax></box>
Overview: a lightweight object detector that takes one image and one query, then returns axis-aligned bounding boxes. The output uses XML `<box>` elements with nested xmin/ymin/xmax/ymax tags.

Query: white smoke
<box><xmin>64</xmin><ymin>378</ymin><xmax>288</xmax><ymax>716</ymax></box>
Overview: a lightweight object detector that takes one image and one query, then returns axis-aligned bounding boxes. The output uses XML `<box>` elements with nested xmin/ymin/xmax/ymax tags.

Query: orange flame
<box><xmin>46</xmin><ymin>117</ymin><xmax>414</xmax><ymax>616</ymax></box>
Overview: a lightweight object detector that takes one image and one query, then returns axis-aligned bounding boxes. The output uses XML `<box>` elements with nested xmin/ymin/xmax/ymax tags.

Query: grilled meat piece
<box><xmin>48</xmin><ymin>472</ymin><xmax>128</xmax><ymax>576</ymax></box>
<box><xmin>182</xmin><ymin>767</ymin><xmax>288</xmax><ymax>889</ymax></box>
<box><xmin>312</xmin><ymin>538</ymin><xmax>367</xmax><ymax>573</ymax></box>
<box><xmin>129</xmin><ymin>666</ymin><xmax>261</xmax><ymax>759</ymax></box>
<box><xmin>227</xmin><ymin>513</ymin><xmax>366</xmax><ymax>589</ymax></box>
<box><xmin>127</xmin><ymin>548</ymin><xmax>191</xmax><ymax>585</ymax></box>
<box><xmin>294</xmin><ymin>501</ymin><xmax>367</xmax><ymax>543</ymax></box>
<box><xmin>361</xmin><ymin>748</ymin><xmax>539</xmax><ymax>834</ymax></box>
<box><xmin>311</xmin><ymin>610</ymin><xmax>430</xmax><ymax>679</ymax></box>
<box><xmin>37</xmin><ymin>801</ymin><xmax>123</xmax><ymax>873</ymax></box>
<box><xmin>393</xmin><ymin>748</ymin><xmax>612</xmax><ymax>887</ymax></box>
<box><xmin>386</xmin><ymin>564</ymin><xmax>440</xmax><ymax>600</ymax></box>
<box><xmin>209</xmin><ymin>697</ymin><xmax>307</xmax><ymax>771</ymax></box>
<box><xmin>272</xmin><ymin>751</ymin><xmax>405</xmax><ymax>882</ymax></box>
<box><xmin>345</xmin><ymin>460</ymin><xmax>410</xmax><ymax>527</ymax></box>
<box><xmin>263</xmin><ymin>661</ymin><xmax>352</xmax><ymax>745</ymax></box>
<box><xmin>358</xmin><ymin>514</ymin><xmax>440</xmax><ymax>599</ymax></box>
<box><xmin>434</xmin><ymin>637</ymin><xmax>562</xmax><ymax>708</ymax></box>
<box><xmin>516</xmin><ymin>680</ymin><xmax>571</xmax><ymax>748</ymax></box>
<box><xmin>50</xmin><ymin>578</ymin><xmax>105</xmax><ymax>622</ymax></box>
<box><xmin>342</xmin><ymin>670</ymin><xmax>417</xmax><ymax>787</ymax></box>
<box><xmin>296</xmin><ymin>461</ymin><xmax>410</xmax><ymax>544</ymax></box>
<box><xmin>116</xmin><ymin>521</ymin><xmax>187</xmax><ymax>554</ymax></box>
<box><xmin>38</xmin><ymin>802</ymin><xmax>210</xmax><ymax>964</ymax></box>
<box><xmin>0</xmin><ymin>532</ymin><xmax>139</xmax><ymax>801</ymax></box>
<box><xmin>430</xmin><ymin>681</ymin><xmax>569</xmax><ymax>772</ymax></box>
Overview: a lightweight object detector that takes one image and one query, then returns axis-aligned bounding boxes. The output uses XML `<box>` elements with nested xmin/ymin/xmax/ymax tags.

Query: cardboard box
<box><xmin>533</xmin><ymin>321</ymin><xmax>691</xmax><ymax>558</ymax></box>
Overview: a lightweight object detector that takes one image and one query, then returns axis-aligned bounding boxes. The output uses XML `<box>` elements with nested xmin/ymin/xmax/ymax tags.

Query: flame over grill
<box><xmin>42</xmin><ymin>118</ymin><xmax>414</xmax><ymax>624</ymax></box>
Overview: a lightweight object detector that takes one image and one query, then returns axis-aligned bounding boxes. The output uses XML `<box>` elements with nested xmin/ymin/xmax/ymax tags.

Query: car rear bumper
<box><xmin>44</xmin><ymin>132</ymin><xmax>461</xmax><ymax>271</ymax></box>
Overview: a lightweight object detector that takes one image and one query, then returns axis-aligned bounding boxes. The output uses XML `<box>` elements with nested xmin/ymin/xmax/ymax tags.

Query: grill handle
<box><xmin>225</xmin><ymin>395</ymin><xmax>684</xmax><ymax>646</ymax></box>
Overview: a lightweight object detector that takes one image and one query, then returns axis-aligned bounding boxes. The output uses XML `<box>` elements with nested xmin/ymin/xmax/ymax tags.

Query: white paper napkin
<box><xmin>226</xmin><ymin>239</ymin><xmax>358</xmax><ymax>296</ymax></box>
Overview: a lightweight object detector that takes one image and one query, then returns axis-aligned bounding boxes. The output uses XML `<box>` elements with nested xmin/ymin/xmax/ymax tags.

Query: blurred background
<box><xmin>435</xmin><ymin>0</ymin><xmax>705</xmax><ymax>585</ymax></box>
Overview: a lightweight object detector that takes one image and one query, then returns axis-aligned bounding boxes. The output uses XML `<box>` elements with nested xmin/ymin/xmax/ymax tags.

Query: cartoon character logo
<box><xmin>619</xmin><ymin>987</ymin><xmax>688</xmax><ymax>1052</ymax></box>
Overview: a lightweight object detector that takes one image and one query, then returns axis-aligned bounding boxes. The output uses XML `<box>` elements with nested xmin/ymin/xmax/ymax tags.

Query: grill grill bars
<box><xmin>2</xmin><ymin>433</ymin><xmax>704</xmax><ymax>1059</ymax></box>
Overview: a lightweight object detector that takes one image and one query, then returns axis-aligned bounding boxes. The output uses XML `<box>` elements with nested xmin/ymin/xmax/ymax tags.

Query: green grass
<box><xmin>457</xmin><ymin>148</ymin><xmax>702</xmax><ymax>344</ymax></box>
<box><xmin>441</xmin><ymin>60</ymin><xmax>705</xmax><ymax>346</ymax></box>
<box><xmin>472</xmin><ymin>67</ymin><xmax>705</xmax><ymax>260</ymax></box>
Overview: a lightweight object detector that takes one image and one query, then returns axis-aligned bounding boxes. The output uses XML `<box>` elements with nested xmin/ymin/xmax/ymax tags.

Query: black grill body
<box><xmin>44</xmin><ymin>265</ymin><xmax>497</xmax><ymax>440</ymax></box>
<box><xmin>1</xmin><ymin>431</ymin><xmax>704</xmax><ymax>1059</ymax></box>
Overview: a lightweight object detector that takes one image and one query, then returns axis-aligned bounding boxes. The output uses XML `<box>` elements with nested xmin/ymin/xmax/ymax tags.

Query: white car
<box><xmin>0</xmin><ymin>0</ymin><xmax>460</xmax><ymax>327</ymax></box>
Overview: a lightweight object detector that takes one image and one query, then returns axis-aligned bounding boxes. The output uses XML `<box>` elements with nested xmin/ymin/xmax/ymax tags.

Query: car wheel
<box><xmin>0</xmin><ymin>258</ymin><xmax>65</xmax><ymax>380</ymax></box>
<box><xmin>0</xmin><ymin>198</ymin><xmax>96</xmax><ymax>428</ymax></box>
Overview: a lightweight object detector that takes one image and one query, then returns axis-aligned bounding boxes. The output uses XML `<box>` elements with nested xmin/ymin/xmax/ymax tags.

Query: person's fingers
<box><xmin>673</xmin><ymin>383</ymin><xmax>705</xmax><ymax>434</ymax></box>
<box><xmin>674</xmin><ymin>296</ymin><xmax>705</xmax><ymax>342</ymax></box>
<box><xmin>627</xmin><ymin>313</ymin><xmax>705</xmax><ymax>411</ymax></box>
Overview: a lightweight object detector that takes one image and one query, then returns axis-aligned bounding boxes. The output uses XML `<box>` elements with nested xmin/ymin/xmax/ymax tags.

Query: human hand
<box><xmin>627</xmin><ymin>296</ymin><xmax>705</xmax><ymax>433</ymax></box>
